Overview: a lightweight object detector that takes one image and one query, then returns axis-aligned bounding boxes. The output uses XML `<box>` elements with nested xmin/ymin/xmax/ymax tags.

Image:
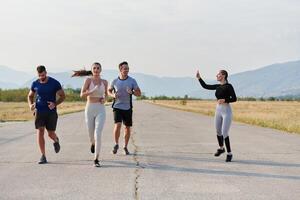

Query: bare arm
<box><xmin>80</xmin><ymin>78</ymin><xmax>92</xmax><ymax>98</ymax></box>
<box><xmin>107</xmin><ymin>85</ymin><xmax>117</xmax><ymax>98</ymax></box>
<box><xmin>133</xmin><ymin>87</ymin><xmax>141</xmax><ymax>97</ymax></box>
<box><xmin>47</xmin><ymin>89</ymin><xmax>65</xmax><ymax>110</ymax></box>
<box><xmin>103</xmin><ymin>80</ymin><xmax>108</xmax><ymax>98</ymax></box>
<box><xmin>27</xmin><ymin>90</ymin><xmax>36</xmax><ymax>111</ymax></box>
<box><xmin>55</xmin><ymin>89</ymin><xmax>65</xmax><ymax>106</ymax></box>
<box><xmin>98</xmin><ymin>80</ymin><xmax>109</xmax><ymax>104</ymax></box>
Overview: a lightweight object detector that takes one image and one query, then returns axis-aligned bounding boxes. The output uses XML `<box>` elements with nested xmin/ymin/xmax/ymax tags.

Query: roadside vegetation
<box><xmin>0</xmin><ymin>88</ymin><xmax>113</xmax><ymax>122</ymax></box>
<box><xmin>1</xmin><ymin>89</ymin><xmax>299</xmax><ymax>134</ymax></box>
<box><xmin>149</xmin><ymin>99</ymin><xmax>300</xmax><ymax>134</ymax></box>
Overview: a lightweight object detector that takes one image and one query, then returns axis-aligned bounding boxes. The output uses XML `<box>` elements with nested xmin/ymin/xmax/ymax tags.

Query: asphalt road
<box><xmin>0</xmin><ymin>101</ymin><xmax>299</xmax><ymax>200</ymax></box>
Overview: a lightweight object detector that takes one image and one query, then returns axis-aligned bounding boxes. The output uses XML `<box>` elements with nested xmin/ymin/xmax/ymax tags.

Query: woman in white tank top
<box><xmin>74</xmin><ymin>62</ymin><xmax>108</xmax><ymax>167</ymax></box>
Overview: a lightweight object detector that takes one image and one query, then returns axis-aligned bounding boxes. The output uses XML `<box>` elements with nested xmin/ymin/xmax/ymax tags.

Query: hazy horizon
<box><xmin>1</xmin><ymin>59</ymin><xmax>300</xmax><ymax>79</ymax></box>
<box><xmin>1</xmin><ymin>0</ymin><xmax>299</xmax><ymax>79</ymax></box>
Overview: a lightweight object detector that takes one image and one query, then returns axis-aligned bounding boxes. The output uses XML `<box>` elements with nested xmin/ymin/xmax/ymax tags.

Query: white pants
<box><xmin>85</xmin><ymin>103</ymin><xmax>106</xmax><ymax>159</ymax></box>
<box><xmin>215</xmin><ymin>104</ymin><xmax>232</xmax><ymax>138</ymax></box>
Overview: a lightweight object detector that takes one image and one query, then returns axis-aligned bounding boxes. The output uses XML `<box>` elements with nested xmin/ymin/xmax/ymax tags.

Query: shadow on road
<box><xmin>136</xmin><ymin>153</ymin><xmax>300</xmax><ymax>168</ymax></box>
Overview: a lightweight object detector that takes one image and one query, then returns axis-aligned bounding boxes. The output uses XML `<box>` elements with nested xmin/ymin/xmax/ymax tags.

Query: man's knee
<box><xmin>114</xmin><ymin>123</ymin><xmax>122</xmax><ymax>130</ymax></box>
<box><xmin>124</xmin><ymin>126</ymin><xmax>131</xmax><ymax>134</ymax></box>
<box><xmin>37</xmin><ymin>128</ymin><xmax>45</xmax><ymax>135</ymax></box>
<box><xmin>47</xmin><ymin>131</ymin><xmax>56</xmax><ymax>137</ymax></box>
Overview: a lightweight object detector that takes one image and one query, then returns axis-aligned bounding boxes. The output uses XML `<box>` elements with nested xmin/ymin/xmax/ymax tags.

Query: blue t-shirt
<box><xmin>110</xmin><ymin>76</ymin><xmax>139</xmax><ymax>110</ymax></box>
<box><xmin>30</xmin><ymin>77</ymin><xmax>62</xmax><ymax>113</ymax></box>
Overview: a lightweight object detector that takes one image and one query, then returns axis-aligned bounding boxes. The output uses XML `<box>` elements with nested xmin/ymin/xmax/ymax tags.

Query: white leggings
<box><xmin>215</xmin><ymin>104</ymin><xmax>232</xmax><ymax>138</ymax></box>
<box><xmin>85</xmin><ymin>103</ymin><xmax>106</xmax><ymax>159</ymax></box>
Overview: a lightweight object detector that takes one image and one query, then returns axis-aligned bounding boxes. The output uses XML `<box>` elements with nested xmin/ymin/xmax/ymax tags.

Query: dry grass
<box><xmin>149</xmin><ymin>100</ymin><xmax>300</xmax><ymax>134</ymax></box>
<box><xmin>0</xmin><ymin>102</ymin><xmax>86</xmax><ymax>122</ymax></box>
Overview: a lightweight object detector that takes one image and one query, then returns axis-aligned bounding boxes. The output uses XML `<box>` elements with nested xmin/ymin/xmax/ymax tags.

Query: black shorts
<box><xmin>35</xmin><ymin>111</ymin><xmax>58</xmax><ymax>131</ymax></box>
<box><xmin>113</xmin><ymin>108</ymin><xmax>133</xmax><ymax>127</ymax></box>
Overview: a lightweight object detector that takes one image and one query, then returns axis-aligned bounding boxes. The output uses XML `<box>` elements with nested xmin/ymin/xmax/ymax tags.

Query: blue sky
<box><xmin>0</xmin><ymin>0</ymin><xmax>299</xmax><ymax>79</ymax></box>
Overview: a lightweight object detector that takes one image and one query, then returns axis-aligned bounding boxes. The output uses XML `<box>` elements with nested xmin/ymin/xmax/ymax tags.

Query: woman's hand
<box><xmin>89</xmin><ymin>85</ymin><xmax>99</xmax><ymax>94</ymax></box>
<box><xmin>217</xmin><ymin>99</ymin><xmax>226</xmax><ymax>104</ymax></box>
<box><xmin>196</xmin><ymin>70</ymin><xmax>201</xmax><ymax>79</ymax></box>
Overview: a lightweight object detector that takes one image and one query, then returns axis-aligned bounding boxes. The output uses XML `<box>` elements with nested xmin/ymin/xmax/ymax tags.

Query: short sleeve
<box><xmin>55</xmin><ymin>80</ymin><xmax>62</xmax><ymax>92</ymax></box>
<box><xmin>132</xmin><ymin>78</ymin><xmax>139</xmax><ymax>90</ymax></box>
<box><xmin>30</xmin><ymin>81</ymin><xmax>36</xmax><ymax>92</ymax></box>
<box><xmin>109</xmin><ymin>79</ymin><xmax>116</xmax><ymax>90</ymax></box>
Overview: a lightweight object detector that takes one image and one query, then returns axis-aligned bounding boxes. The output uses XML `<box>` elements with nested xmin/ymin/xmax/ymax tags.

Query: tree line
<box><xmin>0</xmin><ymin>88</ymin><xmax>113</xmax><ymax>102</ymax></box>
<box><xmin>0</xmin><ymin>88</ymin><xmax>299</xmax><ymax>102</ymax></box>
<box><xmin>137</xmin><ymin>94</ymin><xmax>300</xmax><ymax>101</ymax></box>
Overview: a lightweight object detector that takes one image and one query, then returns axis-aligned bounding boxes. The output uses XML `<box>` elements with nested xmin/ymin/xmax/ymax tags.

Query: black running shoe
<box><xmin>226</xmin><ymin>154</ymin><xmax>233</xmax><ymax>162</ymax></box>
<box><xmin>91</xmin><ymin>144</ymin><xmax>95</xmax><ymax>153</ymax></box>
<box><xmin>94</xmin><ymin>159</ymin><xmax>100</xmax><ymax>167</ymax></box>
<box><xmin>214</xmin><ymin>148</ymin><xmax>225</xmax><ymax>157</ymax></box>
<box><xmin>38</xmin><ymin>155</ymin><xmax>47</xmax><ymax>164</ymax></box>
<box><xmin>53</xmin><ymin>137</ymin><xmax>60</xmax><ymax>153</ymax></box>
<box><xmin>123</xmin><ymin>147</ymin><xmax>130</xmax><ymax>155</ymax></box>
<box><xmin>112</xmin><ymin>144</ymin><xmax>119</xmax><ymax>154</ymax></box>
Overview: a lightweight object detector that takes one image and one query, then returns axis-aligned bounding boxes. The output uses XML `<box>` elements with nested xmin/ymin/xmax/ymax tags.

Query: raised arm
<box><xmin>196</xmin><ymin>70</ymin><xmax>219</xmax><ymax>90</ymax></box>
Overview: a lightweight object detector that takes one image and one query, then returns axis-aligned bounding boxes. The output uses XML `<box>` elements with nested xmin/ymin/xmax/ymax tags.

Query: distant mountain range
<box><xmin>0</xmin><ymin>66</ymin><xmax>32</xmax><ymax>88</ymax></box>
<box><xmin>1</xmin><ymin>60</ymin><xmax>300</xmax><ymax>98</ymax></box>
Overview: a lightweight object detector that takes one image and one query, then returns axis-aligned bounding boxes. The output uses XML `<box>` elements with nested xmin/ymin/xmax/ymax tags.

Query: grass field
<box><xmin>149</xmin><ymin>100</ymin><xmax>300</xmax><ymax>134</ymax></box>
<box><xmin>0</xmin><ymin>102</ymin><xmax>86</xmax><ymax>122</ymax></box>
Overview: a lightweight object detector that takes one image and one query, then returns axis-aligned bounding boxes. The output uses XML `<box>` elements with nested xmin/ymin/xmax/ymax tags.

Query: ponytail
<box><xmin>72</xmin><ymin>62</ymin><xmax>102</xmax><ymax>77</ymax></box>
<box><xmin>71</xmin><ymin>69</ymin><xmax>92</xmax><ymax>77</ymax></box>
<box><xmin>220</xmin><ymin>70</ymin><xmax>229</xmax><ymax>83</ymax></box>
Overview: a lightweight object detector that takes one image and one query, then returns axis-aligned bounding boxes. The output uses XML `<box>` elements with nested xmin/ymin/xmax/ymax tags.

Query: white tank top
<box><xmin>88</xmin><ymin>80</ymin><xmax>105</xmax><ymax>98</ymax></box>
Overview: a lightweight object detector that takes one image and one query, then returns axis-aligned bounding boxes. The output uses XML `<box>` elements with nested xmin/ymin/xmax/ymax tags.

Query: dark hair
<box><xmin>71</xmin><ymin>69</ymin><xmax>92</xmax><ymax>77</ymax></box>
<box><xmin>37</xmin><ymin>65</ymin><xmax>46</xmax><ymax>73</ymax></box>
<box><xmin>220</xmin><ymin>70</ymin><xmax>228</xmax><ymax>83</ymax></box>
<box><xmin>92</xmin><ymin>62</ymin><xmax>102</xmax><ymax>68</ymax></box>
<box><xmin>119</xmin><ymin>61</ymin><xmax>128</xmax><ymax>69</ymax></box>
<box><xmin>71</xmin><ymin>62</ymin><xmax>101</xmax><ymax>77</ymax></box>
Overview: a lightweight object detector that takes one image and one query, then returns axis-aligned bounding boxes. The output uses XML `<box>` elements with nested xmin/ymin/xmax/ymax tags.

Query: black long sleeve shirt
<box><xmin>198</xmin><ymin>78</ymin><xmax>237</xmax><ymax>103</ymax></box>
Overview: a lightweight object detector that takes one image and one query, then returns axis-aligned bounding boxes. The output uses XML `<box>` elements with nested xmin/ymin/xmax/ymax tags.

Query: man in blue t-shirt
<box><xmin>27</xmin><ymin>65</ymin><xmax>65</xmax><ymax>164</ymax></box>
<box><xmin>108</xmin><ymin>61</ymin><xmax>141</xmax><ymax>155</ymax></box>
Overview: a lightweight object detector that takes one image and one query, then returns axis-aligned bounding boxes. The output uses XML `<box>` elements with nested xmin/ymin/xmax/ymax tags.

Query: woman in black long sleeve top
<box><xmin>196</xmin><ymin>69</ymin><xmax>237</xmax><ymax>162</ymax></box>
